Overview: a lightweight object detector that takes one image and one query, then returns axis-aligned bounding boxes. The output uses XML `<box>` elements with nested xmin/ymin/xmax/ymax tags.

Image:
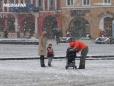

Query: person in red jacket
<box><xmin>47</xmin><ymin>43</ymin><xmax>54</xmax><ymax>67</ymax></box>
<box><xmin>69</xmin><ymin>40</ymin><xmax>88</xmax><ymax>69</ymax></box>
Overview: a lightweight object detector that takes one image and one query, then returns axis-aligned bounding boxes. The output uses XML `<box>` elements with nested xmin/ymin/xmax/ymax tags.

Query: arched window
<box><xmin>69</xmin><ymin>17</ymin><xmax>90</xmax><ymax>38</ymax></box>
<box><xmin>8</xmin><ymin>15</ymin><xmax>15</xmax><ymax>32</ymax></box>
<box><xmin>44</xmin><ymin>16</ymin><xmax>58</xmax><ymax>39</ymax></box>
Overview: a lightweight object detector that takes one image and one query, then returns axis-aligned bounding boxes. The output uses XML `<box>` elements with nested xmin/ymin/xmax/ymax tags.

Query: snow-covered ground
<box><xmin>0</xmin><ymin>59</ymin><xmax>114</xmax><ymax>86</ymax></box>
<box><xmin>0</xmin><ymin>40</ymin><xmax>114</xmax><ymax>59</ymax></box>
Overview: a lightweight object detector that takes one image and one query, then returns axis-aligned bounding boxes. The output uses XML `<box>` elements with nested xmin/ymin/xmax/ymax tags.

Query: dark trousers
<box><xmin>40</xmin><ymin>55</ymin><xmax>45</xmax><ymax>67</ymax></box>
<box><xmin>79</xmin><ymin>47</ymin><xmax>88</xmax><ymax>69</ymax></box>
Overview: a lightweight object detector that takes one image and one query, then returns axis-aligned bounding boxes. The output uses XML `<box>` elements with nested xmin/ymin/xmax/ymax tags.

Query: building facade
<box><xmin>0</xmin><ymin>0</ymin><xmax>114</xmax><ymax>39</ymax></box>
<box><xmin>60</xmin><ymin>0</ymin><xmax>114</xmax><ymax>38</ymax></box>
<box><xmin>0</xmin><ymin>0</ymin><xmax>61</xmax><ymax>39</ymax></box>
<box><xmin>0</xmin><ymin>0</ymin><xmax>38</xmax><ymax>38</ymax></box>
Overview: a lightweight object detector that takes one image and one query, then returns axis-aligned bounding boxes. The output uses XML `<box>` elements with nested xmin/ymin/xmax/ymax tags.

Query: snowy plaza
<box><xmin>0</xmin><ymin>40</ymin><xmax>114</xmax><ymax>85</ymax></box>
<box><xmin>0</xmin><ymin>59</ymin><xmax>114</xmax><ymax>86</ymax></box>
<box><xmin>0</xmin><ymin>0</ymin><xmax>114</xmax><ymax>85</ymax></box>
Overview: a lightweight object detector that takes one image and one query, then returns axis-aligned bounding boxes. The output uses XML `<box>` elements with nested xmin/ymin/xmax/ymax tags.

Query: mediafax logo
<box><xmin>3</xmin><ymin>3</ymin><xmax>26</xmax><ymax>7</ymax></box>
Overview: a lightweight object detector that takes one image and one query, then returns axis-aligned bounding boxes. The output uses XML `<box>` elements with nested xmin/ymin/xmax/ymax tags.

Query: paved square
<box><xmin>0</xmin><ymin>59</ymin><xmax>114</xmax><ymax>86</ymax></box>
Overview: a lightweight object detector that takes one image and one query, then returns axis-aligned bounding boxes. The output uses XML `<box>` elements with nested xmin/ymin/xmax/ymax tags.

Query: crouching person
<box><xmin>69</xmin><ymin>40</ymin><xmax>88</xmax><ymax>69</ymax></box>
<box><xmin>47</xmin><ymin>43</ymin><xmax>54</xmax><ymax>67</ymax></box>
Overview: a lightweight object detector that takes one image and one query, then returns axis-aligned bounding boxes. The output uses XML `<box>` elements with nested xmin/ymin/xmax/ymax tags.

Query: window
<box><xmin>66</xmin><ymin>0</ymin><xmax>74</xmax><ymax>6</ymax></box>
<box><xmin>0</xmin><ymin>0</ymin><xmax>2</xmax><ymax>12</ymax></box>
<box><xmin>103</xmin><ymin>0</ymin><xmax>111</xmax><ymax>5</ymax></box>
<box><xmin>25</xmin><ymin>0</ymin><xmax>30</xmax><ymax>3</ymax></box>
<box><xmin>0</xmin><ymin>16</ymin><xmax>4</xmax><ymax>31</ymax></box>
<box><xmin>49</xmin><ymin>0</ymin><xmax>56</xmax><ymax>10</ymax></box>
<box><xmin>82</xmin><ymin>0</ymin><xmax>90</xmax><ymax>6</ymax></box>
<box><xmin>21</xmin><ymin>0</ymin><xmax>23</xmax><ymax>3</ymax></box>
<box><xmin>15</xmin><ymin>0</ymin><xmax>18</xmax><ymax>3</ymax></box>
<box><xmin>44</xmin><ymin>0</ymin><xmax>48</xmax><ymax>10</ymax></box>
<box><xmin>57</xmin><ymin>0</ymin><xmax>60</xmax><ymax>10</ymax></box>
<box><xmin>9</xmin><ymin>0</ymin><xmax>14</xmax><ymax>3</ymax></box>
<box><xmin>38</xmin><ymin>0</ymin><xmax>43</xmax><ymax>10</ymax></box>
<box><xmin>104</xmin><ymin>0</ymin><xmax>111</xmax><ymax>3</ymax></box>
<box><xmin>8</xmin><ymin>16</ymin><xmax>15</xmax><ymax>32</ymax></box>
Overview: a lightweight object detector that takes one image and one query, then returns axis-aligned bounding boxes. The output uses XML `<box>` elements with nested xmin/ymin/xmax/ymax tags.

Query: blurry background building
<box><xmin>0</xmin><ymin>0</ymin><xmax>114</xmax><ymax>39</ymax></box>
<box><xmin>61</xmin><ymin>0</ymin><xmax>114</xmax><ymax>39</ymax></box>
<box><xmin>0</xmin><ymin>0</ymin><xmax>61</xmax><ymax>39</ymax></box>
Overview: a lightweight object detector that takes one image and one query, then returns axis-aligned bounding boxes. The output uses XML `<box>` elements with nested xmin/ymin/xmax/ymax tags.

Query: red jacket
<box><xmin>47</xmin><ymin>47</ymin><xmax>54</xmax><ymax>57</ymax></box>
<box><xmin>69</xmin><ymin>41</ymin><xmax>88</xmax><ymax>52</ymax></box>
